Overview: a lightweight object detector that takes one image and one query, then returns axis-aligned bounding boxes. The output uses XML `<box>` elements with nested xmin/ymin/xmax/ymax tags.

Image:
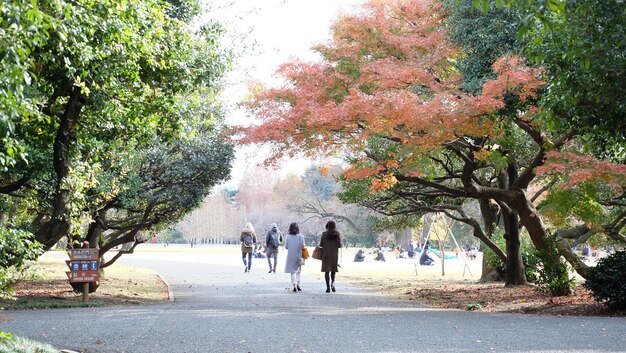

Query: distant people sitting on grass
<box><xmin>354</xmin><ymin>249</ymin><xmax>366</xmax><ymax>262</ymax></box>
<box><xmin>419</xmin><ymin>249</ymin><xmax>435</xmax><ymax>266</ymax></box>
<box><xmin>581</xmin><ymin>244</ymin><xmax>590</xmax><ymax>257</ymax></box>
<box><xmin>374</xmin><ymin>249</ymin><xmax>386</xmax><ymax>262</ymax></box>
<box><xmin>253</xmin><ymin>244</ymin><xmax>266</xmax><ymax>258</ymax></box>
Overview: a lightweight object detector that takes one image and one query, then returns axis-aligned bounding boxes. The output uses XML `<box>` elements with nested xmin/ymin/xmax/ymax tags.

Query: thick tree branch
<box><xmin>0</xmin><ymin>176</ymin><xmax>30</xmax><ymax>194</ymax></box>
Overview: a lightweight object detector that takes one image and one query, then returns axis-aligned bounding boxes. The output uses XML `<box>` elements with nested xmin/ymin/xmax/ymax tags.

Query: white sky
<box><xmin>205</xmin><ymin>0</ymin><xmax>365</xmax><ymax>187</ymax></box>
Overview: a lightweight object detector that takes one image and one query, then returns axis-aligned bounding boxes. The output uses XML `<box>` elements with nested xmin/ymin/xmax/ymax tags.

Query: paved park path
<box><xmin>1</xmin><ymin>247</ymin><xmax>625</xmax><ymax>353</ymax></box>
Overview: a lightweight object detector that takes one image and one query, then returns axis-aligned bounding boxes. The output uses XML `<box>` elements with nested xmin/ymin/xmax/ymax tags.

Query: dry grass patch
<box><xmin>1</xmin><ymin>257</ymin><xmax>168</xmax><ymax>310</ymax></box>
<box><xmin>344</xmin><ymin>273</ymin><xmax>625</xmax><ymax>317</ymax></box>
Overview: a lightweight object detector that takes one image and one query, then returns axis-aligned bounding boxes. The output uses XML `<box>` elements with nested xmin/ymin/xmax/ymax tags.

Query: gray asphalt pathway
<box><xmin>1</xmin><ymin>249</ymin><xmax>625</xmax><ymax>353</ymax></box>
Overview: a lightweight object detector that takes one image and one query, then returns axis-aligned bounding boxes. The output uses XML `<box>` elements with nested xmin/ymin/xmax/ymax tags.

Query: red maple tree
<box><xmin>238</xmin><ymin>0</ymin><xmax>626</xmax><ymax>285</ymax></box>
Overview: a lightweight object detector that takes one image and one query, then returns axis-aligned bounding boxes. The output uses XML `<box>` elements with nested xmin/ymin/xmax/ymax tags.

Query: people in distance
<box><xmin>265</xmin><ymin>223</ymin><xmax>282</xmax><ymax>273</ymax></box>
<box><xmin>284</xmin><ymin>222</ymin><xmax>305</xmax><ymax>292</ymax></box>
<box><xmin>319</xmin><ymin>220</ymin><xmax>342</xmax><ymax>293</ymax></box>
<box><xmin>374</xmin><ymin>249</ymin><xmax>386</xmax><ymax>262</ymax></box>
<box><xmin>419</xmin><ymin>247</ymin><xmax>435</xmax><ymax>266</ymax></box>
<box><xmin>353</xmin><ymin>249</ymin><xmax>365</xmax><ymax>262</ymax></box>
<box><xmin>240</xmin><ymin>222</ymin><xmax>257</xmax><ymax>273</ymax></box>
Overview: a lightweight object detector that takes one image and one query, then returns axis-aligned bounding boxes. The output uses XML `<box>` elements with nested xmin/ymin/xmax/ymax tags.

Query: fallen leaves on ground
<box><xmin>347</xmin><ymin>277</ymin><xmax>625</xmax><ymax>317</ymax></box>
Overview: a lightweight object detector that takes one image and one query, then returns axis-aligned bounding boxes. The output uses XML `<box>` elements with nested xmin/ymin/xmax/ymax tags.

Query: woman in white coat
<box><xmin>284</xmin><ymin>222</ymin><xmax>305</xmax><ymax>292</ymax></box>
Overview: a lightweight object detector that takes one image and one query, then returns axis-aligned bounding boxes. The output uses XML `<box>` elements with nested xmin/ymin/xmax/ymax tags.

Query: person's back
<box><xmin>265</xmin><ymin>223</ymin><xmax>281</xmax><ymax>273</ymax></box>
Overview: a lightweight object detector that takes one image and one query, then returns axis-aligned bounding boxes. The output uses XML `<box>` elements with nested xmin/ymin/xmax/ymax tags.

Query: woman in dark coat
<box><xmin>320</xmin><ymin>220</ymin><xmax>341</xmax><ymax>293</ymax></box>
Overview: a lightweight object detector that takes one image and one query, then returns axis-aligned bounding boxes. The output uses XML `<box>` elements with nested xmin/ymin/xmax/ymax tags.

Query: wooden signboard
<box><xmin>66</xmin><ymin>249</ymin><xmax>100</xmax><ymax>283</ymax></box>
<box><xmin>66</xmin><ymin>248</ymin><xmax>100</xmax><ymax>302</ymax></box>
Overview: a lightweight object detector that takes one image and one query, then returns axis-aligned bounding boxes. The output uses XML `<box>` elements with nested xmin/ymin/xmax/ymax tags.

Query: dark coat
<box><xmin>320</xmin><ymin>230</ymin><xmax>341</xmax><ymax>272</ymax></box>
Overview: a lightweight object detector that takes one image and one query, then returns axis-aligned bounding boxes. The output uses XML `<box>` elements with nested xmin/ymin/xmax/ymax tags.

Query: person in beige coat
<box><xmin>240</xmin><ymin>222</ymin><xmax>257</xmax><ymax>273</ymax></box>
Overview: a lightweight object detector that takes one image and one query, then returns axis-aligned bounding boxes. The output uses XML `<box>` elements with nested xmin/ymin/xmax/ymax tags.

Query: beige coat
<box><xmin>240</xmin><ymin>230</ymin><xmax>257</xmax><ymax>253</ymax></box>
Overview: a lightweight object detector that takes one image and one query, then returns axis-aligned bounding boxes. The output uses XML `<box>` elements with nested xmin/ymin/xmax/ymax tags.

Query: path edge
<box><xmin>156</xmin><ymin>273</ymin><xmax>175</xmax><ymax>302</ymax></box>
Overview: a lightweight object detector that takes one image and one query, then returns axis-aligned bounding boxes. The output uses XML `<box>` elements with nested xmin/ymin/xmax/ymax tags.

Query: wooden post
<box><xmin>82</xmin><ymin>282</ymin><xmax>89</xmax><ymax>302</ymax></box>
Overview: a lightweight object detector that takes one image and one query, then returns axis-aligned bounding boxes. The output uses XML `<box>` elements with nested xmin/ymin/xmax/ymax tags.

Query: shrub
<box><xmin>584</xmin><ymin>250</ymin><xmax>626</xmax><ymax>310</ymax></box>
<box><xmin>0</xmin><ymin>334</ymin><xmax>58</xmax><ymax>353</ymax></box>
<box><xmin>483</xmin><ymin>228</ymin><xmax>539</xmax><ymax>282</ymax></box>
<box><xmin>0</xmin><ymin>227</ymin><xmax>43</xmax><ymax>299</ymax></box>
<box><xmin>483</xmin><ymin>229</ymin><xmax>573</xmax><ymax>296</ymax></box>
<box><xmin>532</xmin><ymin>237</ymin><xmax>576</xmax><ymax>297</ymax></box>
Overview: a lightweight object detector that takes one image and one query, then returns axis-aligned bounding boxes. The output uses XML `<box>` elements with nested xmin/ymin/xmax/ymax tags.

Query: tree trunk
<box><xmin>394</xmin><ymin>228</ymin><xmax>412</xmax><ymax>250</ymax></box>
<box><xmin>35</xmin><ymin>87</ymin><xmax>84</xmax><ymax>250</ymax></box>
<box><xmin>479</xmin><ymin>198</ymin><xmax>500</xmax><ymax>281</ymax></box>
<box><xmin>503</xmin><ymin>164</ymin><xmax>527</xmax><ymax>286</ymax></box>
<box><xmin>502</xmin><ymin>210</ymin><xmax>527</xmax><ymax>285</ymax></box>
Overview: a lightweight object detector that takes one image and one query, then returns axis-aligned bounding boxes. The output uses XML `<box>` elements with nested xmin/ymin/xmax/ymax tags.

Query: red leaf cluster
<box><xmin>239</xmin><ymin>0</ymin><xmax>547</xmax><ymax>188</ymax></box>
<box><xmin>538</xmin><ymin>151</ymin><xmax>626</xmax><ymax>193</ymax></box>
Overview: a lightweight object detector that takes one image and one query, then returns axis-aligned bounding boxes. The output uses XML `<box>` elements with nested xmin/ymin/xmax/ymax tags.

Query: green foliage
<box><xmin>0</xmin><ymin>0</ymin><xmax>57</xmax><ymax>169</ymax></box>
<box><xmin>465</xmin><ymin>303</ymin><xmax>482</xmax><ymax>311</ymax></box>
<box><xmin>584</xmin><ymin>250</ymin><xmax>626</xmax><ymax>310</ymax></box>
<box><xmin>472</xmin><ymin>0</ymin><xmax>626</xmax><ymax>159</ymax></box>
<box><xmin>539</xmin><ymin>183</ymin><xmax>605</xmax><ymax>228</ymax></box>
<box><xmin>1</xmin><ymin>298</ymin><xmax>103</xmax><ymax>310</ymax></box>
<box><xmin>446</xmin><ymin>0</ymin><xmax>521</xmax><ymax>95</ymax></box>
<box><xmin>483</xmin><ymin>227</ymin><xmax>539</xmax><ymax>282</ymax></box>
<box><xmin>535</xmin><ymin>237</ymin><xmax>575</xmax><ymax>296</ymax></box>
<box><xmin>483</xmin><ymin>229</ymin><xmax>572</xmax><ymax>295</ymax></box>
<box><xmin>0</xmin><ymin>227</ymin><xmax>43</xmax><ymax>299</ymax></box>
<box><xmin>1</xmin><ymin>0</ymin><xmax>234</xmax><ymax>254</ymax></box>
<box><xmin>0</xmin><ymin>335</ymin><xmax>58</xmax><ymax>353</ymax></box>
<box><xmin>527</xmin><ymin>1</ymin><xmax>626</xmax><ymax>159</ymax></box>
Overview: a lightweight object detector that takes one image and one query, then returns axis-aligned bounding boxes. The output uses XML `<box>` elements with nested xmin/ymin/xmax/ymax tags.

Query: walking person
<box><xmin>240</xmin><ymin>222</ymin><xmax>257</xmax><ymax>273</ymax></box>
<box><xmin>320</xmin><ymin>220</ymin><xmax>341</xmax><ymax>293</ymax></box>
<box><xmin>284</xmin><ymin>222</ymin><xmax>305</xmax><ymax>292</ymax></box>
<box><xmin>265</xmin><ymin>223</ymin><xmax>282</xmax><ymax>273</ymax></box>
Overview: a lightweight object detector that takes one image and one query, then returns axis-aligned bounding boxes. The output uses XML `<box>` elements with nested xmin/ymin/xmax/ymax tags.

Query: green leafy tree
<box><xmin>0</xmin><ymin>0</ymin><xmax>234</xmax><ymax>272</ymax></box>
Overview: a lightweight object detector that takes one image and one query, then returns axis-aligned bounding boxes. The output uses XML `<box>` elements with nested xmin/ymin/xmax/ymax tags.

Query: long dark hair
<box><xmin>325</xmin><ymin>220</ymin><xmax>340</xmax><ymax>239</ymax></box>
<box><xmin>288</xmin><ymin>222</ymin><xmax>299</xmax><ymax>235</ymax></box>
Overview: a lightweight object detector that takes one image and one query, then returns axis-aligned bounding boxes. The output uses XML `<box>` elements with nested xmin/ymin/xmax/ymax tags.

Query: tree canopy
<box><xmin>240</xmin><ymin>0</ymin><xmax>626</xmax><ymax>293</ymax></box>
<box><xmin>0</xmin><ymin>0</ymin><xmax>235</xmax><ymax>276</ymax></box>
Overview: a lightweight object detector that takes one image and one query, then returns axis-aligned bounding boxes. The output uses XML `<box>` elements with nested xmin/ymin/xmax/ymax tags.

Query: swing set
<box><xmin>413</xmin><ymin>212</ymin><xmax>473</xmax><ymax>277</ymax></box>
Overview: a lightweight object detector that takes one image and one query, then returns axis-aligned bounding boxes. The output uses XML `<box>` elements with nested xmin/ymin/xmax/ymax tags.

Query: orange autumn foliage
<box><xmin>238</xmin><ymin>0</ymin><xmax>545</xmax><ymax>189</ymax></box>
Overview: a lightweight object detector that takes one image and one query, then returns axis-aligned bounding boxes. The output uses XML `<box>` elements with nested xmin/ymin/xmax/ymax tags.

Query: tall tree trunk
<box><xmin>502</xmin><ymin>209</ymin><xmax>527</xmax><ymax>285</ymax></box>
<box><xmin>503</xmin><ymin>163</ymin><xmax>527</xmax><ymax>285</ymax></box>
<box><xmin>35</xmin><ymin>87</ymin><xmax>84</xmax><ymax>250</ymax></box>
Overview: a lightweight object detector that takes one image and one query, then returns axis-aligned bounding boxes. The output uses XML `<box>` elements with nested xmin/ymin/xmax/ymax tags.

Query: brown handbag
<box><xmin>302</xmin><ymin>247</ymin><xmax>310</xmax><ymax>260</ymax></box>
<box><xmin>312</xmin><ymin>245</ymin><xmax>322</xmax><ymax>260</ymax></box>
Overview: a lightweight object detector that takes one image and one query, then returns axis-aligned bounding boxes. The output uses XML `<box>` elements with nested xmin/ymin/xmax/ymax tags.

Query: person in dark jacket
<box><xmin>320</xmin><ymin>220</ymin><xmax>341</xmax><ymax>293</ymax></box>
<box><xmin>353</xmin><ymin>249</ymin><xmax>365</xmax><ymax>262</ymax></box>
<box><xmin>420</xmin><ymin>248</ymin><xmax>435</xmax><ymax>266</ymax></box>
<box><xmin>265</xmin><ymin>223</ymin><xmax>282</xmax><ymax>273</ymax></box>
